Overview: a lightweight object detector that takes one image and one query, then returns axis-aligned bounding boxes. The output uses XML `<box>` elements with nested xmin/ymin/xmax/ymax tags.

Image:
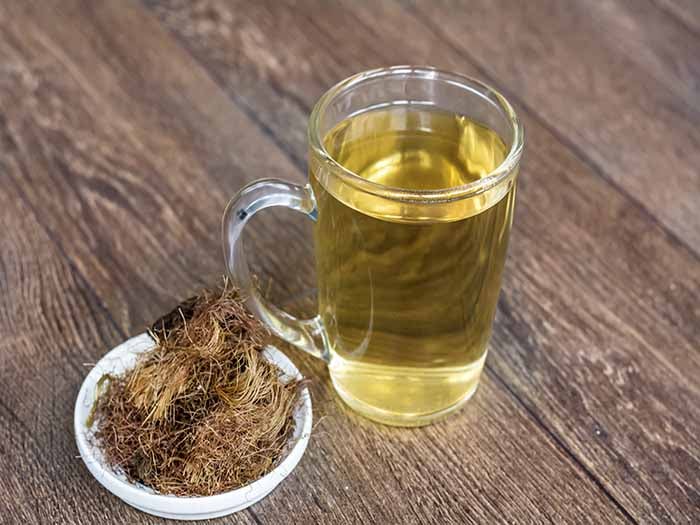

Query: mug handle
<box><xmin>222</xmin><ymin>178</ymin><xmax>327</xmax><ymax>361</ymax></box>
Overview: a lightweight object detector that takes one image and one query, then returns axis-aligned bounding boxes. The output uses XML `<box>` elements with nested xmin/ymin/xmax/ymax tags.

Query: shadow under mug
<box><xmin>223</xmin><ymin>66</ymin><xmax>524</xmax><ymax>426</ymax></box>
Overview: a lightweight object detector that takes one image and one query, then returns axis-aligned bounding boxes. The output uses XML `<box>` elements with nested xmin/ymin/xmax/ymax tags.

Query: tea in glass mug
<box><xmin>223</xmin><ymin>67</ymin><xmax>524</xmax><ymax>426</ymax></box>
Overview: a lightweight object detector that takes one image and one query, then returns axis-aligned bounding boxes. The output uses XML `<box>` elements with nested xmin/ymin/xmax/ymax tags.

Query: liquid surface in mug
<box><xmin>311</xmin><ymin>106</ymin><xmax>515</xmax><ymax>425</ymax></box>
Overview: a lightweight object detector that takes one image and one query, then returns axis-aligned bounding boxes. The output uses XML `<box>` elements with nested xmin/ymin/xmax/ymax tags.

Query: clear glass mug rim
<box><xmin>308</xmin><ymin>65</ymin><xmax>524</xmax><ymax>203</ymax></box>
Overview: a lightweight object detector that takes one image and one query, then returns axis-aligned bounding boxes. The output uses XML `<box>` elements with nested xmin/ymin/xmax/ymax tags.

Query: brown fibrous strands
<box><xmin>89</xmin><ymin>280</ymin><xmax>301</xmax><ymax>496</ymax></box>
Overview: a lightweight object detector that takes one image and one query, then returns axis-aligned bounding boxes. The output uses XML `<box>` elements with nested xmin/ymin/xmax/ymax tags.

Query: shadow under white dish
<box><xmin>74</xmin><ymin>333</ymin><xmax>312</xmax><ymax>520</ymax></box>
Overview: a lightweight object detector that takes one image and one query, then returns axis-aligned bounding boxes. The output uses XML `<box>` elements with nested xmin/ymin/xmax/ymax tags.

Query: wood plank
<box><xmin>0</xmin><ymin>0</ymin><xmax>629</xmax><ymax>523</ymax></box>
<box><xmin>144</xmin><ymin>0</ymin><xmax>700</xmax><ymax>521</ymax></box>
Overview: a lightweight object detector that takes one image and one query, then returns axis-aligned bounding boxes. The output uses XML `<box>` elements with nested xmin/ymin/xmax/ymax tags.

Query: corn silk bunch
<box><xmin>90</xmin><ymin>283</ymin><xmax>300</xmax><ymax>496</ymax></box>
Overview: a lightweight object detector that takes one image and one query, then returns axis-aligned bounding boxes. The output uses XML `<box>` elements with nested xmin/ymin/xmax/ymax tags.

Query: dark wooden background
<box><xmin>1</xmin><ymin>1</ymin><xmax>698</xmax><ymax>523</ymax></box>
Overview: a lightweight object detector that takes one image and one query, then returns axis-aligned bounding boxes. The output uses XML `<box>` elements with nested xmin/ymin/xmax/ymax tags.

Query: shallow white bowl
<box><xmin>74</xmin><ymin>333</ymin><xmax>312</xmax><ymax>520</ymax></box>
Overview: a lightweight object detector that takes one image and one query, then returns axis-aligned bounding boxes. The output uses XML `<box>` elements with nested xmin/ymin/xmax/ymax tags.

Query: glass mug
<box><xmin>223</xmin><ymin>66</ymin><xmax>523</xmax><ymax>426</ymax></box>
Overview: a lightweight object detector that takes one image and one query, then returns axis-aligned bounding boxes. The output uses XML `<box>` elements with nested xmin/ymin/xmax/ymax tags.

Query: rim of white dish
<box><xmin>74</xmin><ymin>332</ymin><xmax>312</xmax><ymax>517</ymax></box>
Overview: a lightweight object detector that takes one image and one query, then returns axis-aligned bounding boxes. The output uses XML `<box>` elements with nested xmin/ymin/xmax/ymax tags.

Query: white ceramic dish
<box><xmin>74</xmin><ymin>333</ymin><xmax>312</xmax><ymax>520</ymax></box>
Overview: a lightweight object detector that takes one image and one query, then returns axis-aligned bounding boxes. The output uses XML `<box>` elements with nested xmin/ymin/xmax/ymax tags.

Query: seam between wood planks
<box><xmin>248</xmin><ymin>507</ymin><xmax>264</xmax><ymax>525</ymax></box>
<box><xmin>403</xmin><ymin>1</ymin><xmax>700</xmax><ymax>265</ymax></box>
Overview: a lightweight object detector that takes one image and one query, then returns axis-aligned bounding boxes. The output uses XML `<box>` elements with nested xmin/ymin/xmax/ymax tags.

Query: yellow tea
<box><xmin>311</xmin><ymin>106</ymin><xmax>515</xmax><ymax>425</ymax></box>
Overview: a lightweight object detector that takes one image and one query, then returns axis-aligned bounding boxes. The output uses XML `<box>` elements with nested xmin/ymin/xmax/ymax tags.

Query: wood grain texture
<box><xmin>653</xmin><ymin>0</ymin><xmax>700</xmax><ymax>35</ymax></box>
<box><xmin>586</xmin><ymin>0</ymin><xmax>700</xmax><ymax>110</ymax></box>
<box><xmin>0</xmin><ymin>1</ymin><xmax>634</xmax><ymax>524</ymax></box>
<box><xmin>144</xmin><ymin>0</ymin><xmax>700</xmax><ymax>522</ymax></box>
<box><xmin>0</xmin><ymin>0</ymin><xmax>698</xmax><ymax>523</ymax></box>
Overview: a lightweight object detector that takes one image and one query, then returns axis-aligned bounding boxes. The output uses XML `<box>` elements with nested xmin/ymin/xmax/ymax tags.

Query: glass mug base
<box><xmin>329</xmin><ymin>352</ymin><xmax>487</xmax><ymax>427</ymax></box>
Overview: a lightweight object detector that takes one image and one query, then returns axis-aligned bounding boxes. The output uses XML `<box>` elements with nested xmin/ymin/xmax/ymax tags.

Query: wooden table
<box><xmin>1</xmin><ymin>1</ymin><xmax>698</xmax><ymax>523</ymax></box>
